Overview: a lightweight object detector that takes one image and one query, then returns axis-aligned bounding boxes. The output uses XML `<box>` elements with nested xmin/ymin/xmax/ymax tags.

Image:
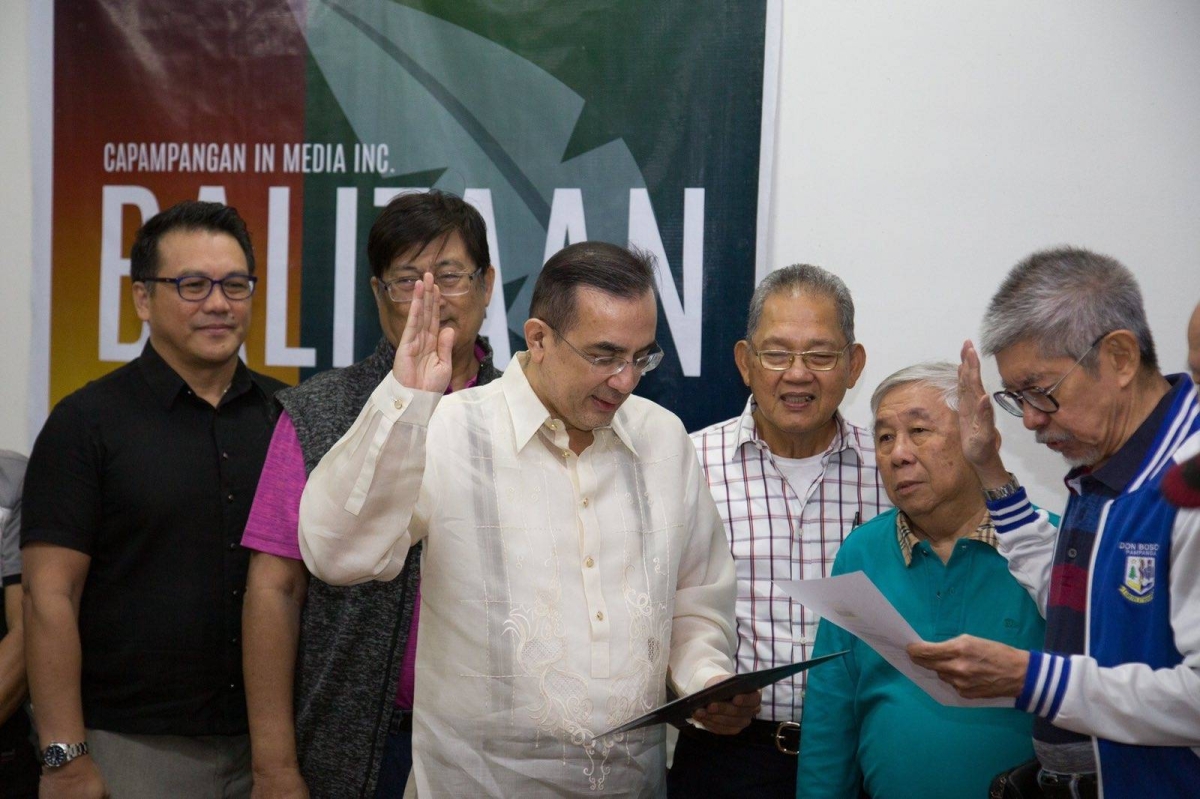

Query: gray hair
<box><xmin>980</xmin><ymin>246</ymin><xmax>1157</xmax><ymax>371</ymax></box>
<box><xmin>870</xmin><ymin>361</ymin><xmax>960</xmax><ymax>417</ymax></box>
<box><xmin>746</xmin><ymin>264</ymin><xmax>855</xmax><ymax>343</ymax></box>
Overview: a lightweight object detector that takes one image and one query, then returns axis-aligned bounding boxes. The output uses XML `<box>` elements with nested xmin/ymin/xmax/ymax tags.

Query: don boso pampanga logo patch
<box><xmin>1118</xmin><ymin>541</ymin><xmax>1159</xmax><ymax>604</ymax></box>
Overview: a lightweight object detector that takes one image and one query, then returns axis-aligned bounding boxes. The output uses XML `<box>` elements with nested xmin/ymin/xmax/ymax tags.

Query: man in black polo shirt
<box><xmin>22</xmin><ymin>201</ymin><xmax>285</xmax><ymax>799</ymax></box>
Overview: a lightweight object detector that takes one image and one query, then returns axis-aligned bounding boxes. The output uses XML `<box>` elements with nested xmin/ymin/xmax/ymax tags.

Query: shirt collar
<box><xmin>608</xmin><ymin>405</ymin><xmax>638</xmax><ymax>456</ymax></box>
<box><xmin>896</xmin><ymin>510</ymin><xmax>997</xmax><ymax>567</ymax></box>
<box><xmin>500</xmin><ymin>353</ymin><xmax>638</xmax><ymax>456</ymax></box>
<box><xmin>728</xmin><ymin>395</ymin><xmax>864</xmax><ymax>463</ymax></box>
<box><xmin>1064</xmin><ymin>374</ymin><xmax>1186</xmax><ymax>495</ymax></box>
<box><xmin>136</xmin><ymin>339</ymin><xmax>256</xmax><ymax>409</ymax></box>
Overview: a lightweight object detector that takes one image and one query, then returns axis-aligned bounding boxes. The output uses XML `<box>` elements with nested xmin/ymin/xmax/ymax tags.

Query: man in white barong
<box><xmin>298</xmin><ymin>242</ymin><xmax>759</xmax><ymax>797</ymax></box>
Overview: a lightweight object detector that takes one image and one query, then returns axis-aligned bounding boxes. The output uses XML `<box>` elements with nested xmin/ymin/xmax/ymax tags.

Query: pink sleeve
<box><xmin>241</xmin><ymin>411</ymin><xmax>308</xmax><ymax>560</ymax></box>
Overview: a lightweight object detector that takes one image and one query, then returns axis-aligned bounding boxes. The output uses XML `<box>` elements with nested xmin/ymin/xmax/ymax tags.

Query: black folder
<box><xmin>596</xmin><ymin>650</ymin><xmax>847</xmax><ymax>738</ymax></box>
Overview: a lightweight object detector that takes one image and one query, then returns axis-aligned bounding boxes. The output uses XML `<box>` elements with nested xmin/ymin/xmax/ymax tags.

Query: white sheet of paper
<box><xmin>776</xmin><ymin>571</ymin><xmax>1012</xmax><ymax>708</ymax></box>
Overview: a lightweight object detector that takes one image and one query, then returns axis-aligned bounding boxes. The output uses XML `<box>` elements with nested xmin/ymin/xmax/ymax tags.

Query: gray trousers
<box><xmin>87</xmin><ymin>729</ymin><xmax>251</xmax><ymax>799</ymax></box>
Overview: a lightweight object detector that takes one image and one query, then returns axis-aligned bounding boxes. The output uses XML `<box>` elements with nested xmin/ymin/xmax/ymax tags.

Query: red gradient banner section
<box><xmin>51</xmin><ymin>1</ymin><xmax>308</xmax><ymax>404</ymax></box>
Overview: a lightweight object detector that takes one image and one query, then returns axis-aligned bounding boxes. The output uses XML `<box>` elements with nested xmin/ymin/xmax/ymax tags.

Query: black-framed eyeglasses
<box><xmin>749</xmin><ymin>343</ymin><xmax>852</xmax><ymax>372</ymax></box>
<box><xmin>380</xmin><ymin>269</ymin><xmax>483</xmax><ymax>304</ymax></box>
<box><xmin>992</xmin><ymin>333</ymin><xmax>1110</xmax><ymax>418</ymax></box>
<box><xmin>547</xmin><ymin>325</ymin><xmax>664</xmax><ymax>377</ymax></box>
<box><xmin>140</xmin><ymin>274</ymin><xmax>257</xmax><ymax>302</ymax></box>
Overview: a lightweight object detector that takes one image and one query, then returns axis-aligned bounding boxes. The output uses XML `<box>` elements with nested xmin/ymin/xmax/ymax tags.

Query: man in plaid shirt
<box><xmin>668</xmin><ymin>265</ymin><xmax>890</xmax><ymax>798</ymax></box>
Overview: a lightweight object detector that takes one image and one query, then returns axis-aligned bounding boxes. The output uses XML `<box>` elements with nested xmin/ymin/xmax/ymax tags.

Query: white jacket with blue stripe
<box><xmin>987</xmin><ymin>376</ymin><xmax>1200</xmax><ymax>798</ymax></box>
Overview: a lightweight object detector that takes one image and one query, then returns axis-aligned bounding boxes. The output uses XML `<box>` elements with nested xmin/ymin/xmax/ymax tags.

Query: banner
<box><xmin>40</xmin><ymin>0</ymin><xmax>778</xmax><ymax>433</ymax></box>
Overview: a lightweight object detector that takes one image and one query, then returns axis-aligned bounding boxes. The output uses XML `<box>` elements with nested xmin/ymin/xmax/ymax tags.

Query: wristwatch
<box><xmin>982</xmin><ymin>473</ymin><xmax>1021</xmax><ymax>501</ymax></box>
<box><xmin>41</xmin><ymin>741</ymin><xmax>89</xmax><ymax>768</ymax></box>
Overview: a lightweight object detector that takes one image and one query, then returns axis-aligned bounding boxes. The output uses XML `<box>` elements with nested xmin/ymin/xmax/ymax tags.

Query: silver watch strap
<box><xmin>63</xmin><ymin>741</ymin><xmax>89</xmax><ymax>761</ymax></box>
<box><xmin>982</xmin><ymin>473</ymin><xmax>1021</xmax><ymax>501</ymax></box>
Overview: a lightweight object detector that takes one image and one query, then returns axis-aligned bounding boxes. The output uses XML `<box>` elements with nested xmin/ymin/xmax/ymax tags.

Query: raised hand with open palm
<box><xmin>392</xmin><ymin>273</ymin><xmax>455</xmax><ymax>394</ymax></box>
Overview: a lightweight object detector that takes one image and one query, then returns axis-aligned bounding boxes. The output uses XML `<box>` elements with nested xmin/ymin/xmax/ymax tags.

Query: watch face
<box><xmin>43</xmin><ymin>744</ymin><xmax>67</xmax><ymax>767</ymax></box>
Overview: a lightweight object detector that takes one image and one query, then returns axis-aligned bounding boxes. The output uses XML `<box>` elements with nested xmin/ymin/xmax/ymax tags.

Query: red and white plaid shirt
<box><xmin>691</xmin><ymin>398</ymin><xmax>891</xmax><ymax>722</ymax></box>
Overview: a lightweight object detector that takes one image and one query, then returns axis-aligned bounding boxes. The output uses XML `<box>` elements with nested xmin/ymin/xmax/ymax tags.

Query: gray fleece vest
<box><xmin>280</xmin><ymin>337</ymin><xmax>500</xmax><ymax>799</ymax></box>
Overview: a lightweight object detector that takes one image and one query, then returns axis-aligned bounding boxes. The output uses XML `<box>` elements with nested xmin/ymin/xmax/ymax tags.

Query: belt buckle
<box><xmin>773</xmin><ymin>721</ymin><xmax>800</xmax><ymax>755</ymax></box>
<box><xmin>1036</xmin><ymin>768</ymin><xmax>1090</xmax><ymax>799</ymax></box>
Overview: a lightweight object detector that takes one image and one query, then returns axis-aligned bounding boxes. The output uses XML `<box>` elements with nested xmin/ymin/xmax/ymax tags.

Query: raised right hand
<box><xmin>392</xmin><ymin>273</ymin><xmax>455</xmax><ymax>393</ymax></box>
<box><xmin>40</xmin><ymin>755</ymin><xmax>108</xmax><ymax>799</ymax></box>
<box><xmin>957</xmin><ymin>340</ymin><xmax>1010</xmax><ymax>487</ymax></box>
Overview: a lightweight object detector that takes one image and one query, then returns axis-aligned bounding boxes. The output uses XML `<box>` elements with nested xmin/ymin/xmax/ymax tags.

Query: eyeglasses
<box><xmin>750</xmin><ymin>343</ymin><xmax>851</xmax><ymax>372</ymax></box>
<box><xmin>992</xmin><ymin>333</ymin><xmax>1110</xmax><ymax>418</ymax></box>
<box><xmin>548</xmin><ymin>325</ymin><xmax>664</xmax><ymax>377</ymax></box>
<box><xmin>380</xmin><ymin>269</ymin><xmax>482</xmax><ymax>304</ymax></box>
<box><xmin>140</xmin><ymin>274</ymin><xmax>257</xmax><ymax>301</ymax></box>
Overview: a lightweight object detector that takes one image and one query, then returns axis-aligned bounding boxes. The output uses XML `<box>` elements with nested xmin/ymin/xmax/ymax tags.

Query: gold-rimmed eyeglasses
<box><xmin>750</xmin><ymin>343</ymin><xmax>851</xmax><ymax>372</ymax></box>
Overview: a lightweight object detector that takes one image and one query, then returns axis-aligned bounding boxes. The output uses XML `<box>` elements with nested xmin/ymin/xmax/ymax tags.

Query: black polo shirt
<box><xmin>22</xmin><ymin>341</ymin><xmax>285</xmax><ymax>736</ymax></box>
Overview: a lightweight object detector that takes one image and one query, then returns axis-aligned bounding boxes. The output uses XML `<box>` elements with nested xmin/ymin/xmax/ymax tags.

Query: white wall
<box><xmin>768</xmin><ymin>0</ymin><xmax>1200</xmax><ymax>508</ymax></box>
<box><xmin>0</xmin><ymin>0</ymin><xmax>33</xmax><ymax>455</ymax></box>
<box><xmin>2</xmin><ymin>1</ymin><xmax>1199</xmax><ymax>509</ymax></box>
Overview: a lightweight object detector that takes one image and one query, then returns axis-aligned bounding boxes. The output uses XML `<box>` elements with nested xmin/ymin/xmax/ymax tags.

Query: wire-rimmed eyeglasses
<box><xmin>548</xmin><ymin>325</ymin><xmax>664</xmax><ymax>377</ymax></box>
<box><xmin>749</xmin><ymin>343</ymin><xmax>851</xmax><ymax>372</ymax></box>
<box><xmin>992</xmin><ymin>333</ymin><xmax>1110</xmax><ymax>417</ymax></box>
<box><xmin>379</xmin><ymin>269</ymin><xmax>483</xmax><ymax>304</ymax></box>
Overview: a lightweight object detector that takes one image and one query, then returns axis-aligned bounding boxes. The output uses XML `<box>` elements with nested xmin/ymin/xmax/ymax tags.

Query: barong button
<box><xmin>585</xmin><ymin>556</ymin><xmax>595</xmax><ymax>568</ymax></box>
<box><xmin>596</xmin><ymin>611</ymin><xmax>604</xmax><ymax>621</ymax></box>
<box><xmin>393</xmin><ymin>399</ymin><xmax>403</xmax><ymax>410</ymax></box>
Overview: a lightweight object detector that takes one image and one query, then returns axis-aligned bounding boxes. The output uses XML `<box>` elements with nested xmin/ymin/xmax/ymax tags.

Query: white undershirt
<box><xmin>772</xmin><ymin>452</ymin><xmax>827</xmax><ymax>501</ymax></box>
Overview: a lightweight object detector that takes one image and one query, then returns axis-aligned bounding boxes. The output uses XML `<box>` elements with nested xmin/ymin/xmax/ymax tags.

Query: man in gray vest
<box><xmin>240</xmin><ymin>190</ymin><xmax>499</xmax><ymax>798</ymax></box>
<box><xmin>0</xmin><ymin>450</ymin><xmax>37</xmax><ymax>797</ymax></box>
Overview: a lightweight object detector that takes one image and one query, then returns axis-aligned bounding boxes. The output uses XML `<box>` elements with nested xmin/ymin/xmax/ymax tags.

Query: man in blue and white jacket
<box><xmin>907</xmin><ymin>247</ymin><xmax>1200</xmax><ymax>799</ymax></box>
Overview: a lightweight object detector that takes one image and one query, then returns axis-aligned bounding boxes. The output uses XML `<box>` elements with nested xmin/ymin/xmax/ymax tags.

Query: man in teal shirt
<box><xmin>797</xmin><ymin>363</ymin><xmax>1049</xmax><ymax>798</ymax></box>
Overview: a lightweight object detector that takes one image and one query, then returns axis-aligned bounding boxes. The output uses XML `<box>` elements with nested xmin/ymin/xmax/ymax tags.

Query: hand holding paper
<box><xmin>907</xmin><ymin>634</ymin><xmax>1030</xmax><ymax>699</ymax></box>
<box><xmin>775</xmin><ymin>572</ymin><xmax>1014</xmax><ymax>708</ymax></box>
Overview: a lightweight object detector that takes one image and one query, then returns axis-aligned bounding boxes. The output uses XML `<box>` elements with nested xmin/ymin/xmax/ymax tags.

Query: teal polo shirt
<box><xmin>797</xmin><ymin>508</ymin><xmax>1048</xmax><ymax>799</ymax></box>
